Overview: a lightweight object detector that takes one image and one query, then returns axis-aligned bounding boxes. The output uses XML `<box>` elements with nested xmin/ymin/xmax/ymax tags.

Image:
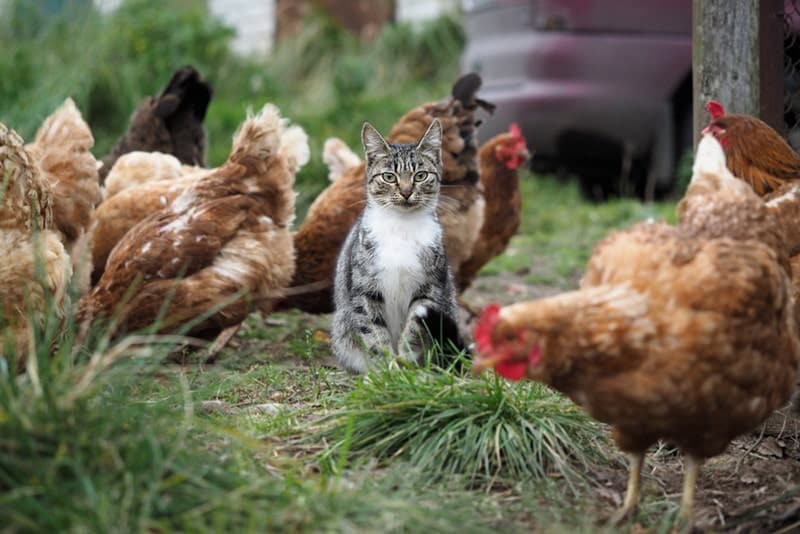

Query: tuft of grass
<box><xmin>307</xmin><ymin>360</ymin><xmax>612</xmax><ymax>492</ymax></box>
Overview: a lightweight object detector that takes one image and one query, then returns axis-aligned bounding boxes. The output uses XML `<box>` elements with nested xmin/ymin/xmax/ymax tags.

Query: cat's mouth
<box><xmin>394</xmin><ymin>198</ymin><xmax>420</xmax><ymax>209</ymax></box>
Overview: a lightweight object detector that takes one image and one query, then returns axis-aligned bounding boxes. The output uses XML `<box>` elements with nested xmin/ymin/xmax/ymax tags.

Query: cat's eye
<box><xmin>414</xmin><ymin>171</ymin><xmax>428</xmax><ymax>182</ymax></box>
<box><xmin>382</xmin><ymin>172</ymin><xmax>397</xmax><ymax>183</ymax></box>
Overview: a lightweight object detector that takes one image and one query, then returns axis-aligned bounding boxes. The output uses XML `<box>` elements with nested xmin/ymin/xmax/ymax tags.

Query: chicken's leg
<box><xmin>609</xmin><ymin>452</ymin><xmax>644</xmax><ymax>525</ymax></box>
<box><xmin>678</xmin><ymin>454</ymin><xmax>701</xmax><ymax>530</ymax></box>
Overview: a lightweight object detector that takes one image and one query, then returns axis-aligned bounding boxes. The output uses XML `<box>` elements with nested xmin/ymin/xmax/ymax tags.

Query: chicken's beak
<box><xmin>471</xmin><ymin>353</ymin><xmax>504</xmax><ymax>376</ymax></box>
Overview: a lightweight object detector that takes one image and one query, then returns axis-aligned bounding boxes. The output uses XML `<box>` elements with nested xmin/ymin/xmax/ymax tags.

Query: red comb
<box><xmin>706</xmin><ymin>100</ymin><xmax>725</xmax><ymax>120</ymax></box>
<box><xmin>474</xmin><ymin>304</ymin><xmax>501</xmax><ymax>353</ymax></box>
<box><xmin>509</xmin><ymin>123</ymin><xmax>522</xmax><ymax>139</ymax></box>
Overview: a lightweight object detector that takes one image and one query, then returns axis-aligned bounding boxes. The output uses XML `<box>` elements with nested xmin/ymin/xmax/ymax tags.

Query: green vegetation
<box><xmin>479</xmin><ymin>176</ymin><xmax>676</xmax><ymax>288</ymax></box>
<box><xmin>0</xmin><ymin>1</ymin><xmax>695</xmax><ymax>532</ymax></box>
<box><xmin>309</xmin><ymin>359</ymin><xmax>610</xmax><ymax>491</ymax></box>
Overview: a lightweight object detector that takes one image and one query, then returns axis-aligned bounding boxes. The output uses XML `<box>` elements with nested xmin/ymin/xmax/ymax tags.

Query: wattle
<box><xmin>496</xmin><ymin>360</ymin><xmax>526</xmax><ymax>381</ymax></box>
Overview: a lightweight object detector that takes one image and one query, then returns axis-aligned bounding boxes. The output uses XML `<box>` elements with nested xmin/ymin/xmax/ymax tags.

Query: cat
<box><xmin>331</xmin><ymin>119</ymin><xmax>466</xmax><ymax>373</ymax></box>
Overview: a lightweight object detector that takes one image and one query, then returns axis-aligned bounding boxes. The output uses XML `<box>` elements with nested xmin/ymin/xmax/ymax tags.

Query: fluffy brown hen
<box><xmin>25</xmin><ymin>99</ymin><xmax>101</xmax><ymax>294</ymax></box>
<box><xmin>92</xmin><ymin>154</ymin><xmax>206</xmax><ymax>282</ymax></box>
<box><xmin>282</xmin><ymin>73</ymin><xmax>494</xmax><ymax>313</ymax></box>
<box><xmin>456</xmin><ymin>123</ymin><xmax>529</xmax><ymax>291</ymax></box>
<box><xmin>0</xmin><ymin>123</ymin><xmax>72</xmax><ymax>369</ymax></box>
<box><xmin>473</xmin><ymin>135</ymin><xmax>800</xmax><ymax>527</ymax></box>
<box><xmin>99</xmin><ymin>66</ymin><xmax>212</xmax><ymax>181</ymax></box>
<box><xmin>78</xmin><ymin>104</ymin><xmax>307</xmax><ymax>338</ymax></box>
<box><xmin>703</xmin><ymin>100</ymin><xmax>800</xmax><ymax>195</ymax></box>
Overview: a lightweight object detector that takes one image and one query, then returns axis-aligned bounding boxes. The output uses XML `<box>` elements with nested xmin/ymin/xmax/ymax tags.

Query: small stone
<box><xmin>756</xmin><ymin>437</ymin><xmax>784</xmax><ymax>458</ymax></box>
<box><xmin>249</xmin><ymin>403</ymin><xmax>281</xmax><ymax>415</ymax></box>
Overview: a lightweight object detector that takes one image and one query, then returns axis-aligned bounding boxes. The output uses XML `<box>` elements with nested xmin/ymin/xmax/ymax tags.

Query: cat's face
<box><xmin>361</xmin><ymin>120</ymin><xmax>442</xmax><ymax>212</ymax></box>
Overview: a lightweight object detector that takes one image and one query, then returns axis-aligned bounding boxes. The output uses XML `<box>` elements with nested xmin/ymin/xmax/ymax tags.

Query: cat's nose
<box><xmin>400</xmin><ymin>188</ymin><xmax>413</xmax><ymax>199</ymax></box>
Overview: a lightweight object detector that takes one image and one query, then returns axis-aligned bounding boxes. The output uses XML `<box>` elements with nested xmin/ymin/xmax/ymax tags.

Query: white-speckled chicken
<box><xmin>78</xmin><ymin>104</ymin><xmax>307</xmax><ymax>338</ymax></box>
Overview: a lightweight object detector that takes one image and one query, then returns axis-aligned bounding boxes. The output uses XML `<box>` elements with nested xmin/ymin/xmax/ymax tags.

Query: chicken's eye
<box><xmin>414</xmin><ymin>171</ymin><xmax>428</xmax><ymax>182</ymax></box>
<box><xmin>382</xmin><ymin>172</ymin><xmax>397</xmax><ymax>183</ymax></box>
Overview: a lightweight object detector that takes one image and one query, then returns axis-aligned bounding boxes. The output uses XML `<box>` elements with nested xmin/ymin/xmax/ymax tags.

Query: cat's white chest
<box><xmin>364</xmin><ymin>207</ymin><xmax>440</xmax><ymax>346</ymax></box>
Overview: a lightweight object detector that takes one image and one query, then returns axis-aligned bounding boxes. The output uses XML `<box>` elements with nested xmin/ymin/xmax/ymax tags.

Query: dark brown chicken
<box><xmin>99</xmin><ymin>66</ymin><xmax>212</xmax><ymax>181</ymax></box>
<box><xmin>281</xmin><ymin>73</ymin><xmax>494</xmax><ymax>313</ymax></box>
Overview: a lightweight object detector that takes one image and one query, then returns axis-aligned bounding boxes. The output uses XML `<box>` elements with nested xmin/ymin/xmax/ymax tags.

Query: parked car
<box><xmin>461</xmin><ymin>0</ymin><xmax>693</xmax><ymax>200</ymax></box>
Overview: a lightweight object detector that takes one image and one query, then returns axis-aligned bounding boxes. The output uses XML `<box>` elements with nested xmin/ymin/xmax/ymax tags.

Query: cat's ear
<box><xmin>417</xmin><ymin>119</ymin><xmax>442</xmax><ymax>163</ymax></box>
<box><xmin>361</xmin><ymin>122</ymin><xmax>390</xmax><ymax>163</ymax></box>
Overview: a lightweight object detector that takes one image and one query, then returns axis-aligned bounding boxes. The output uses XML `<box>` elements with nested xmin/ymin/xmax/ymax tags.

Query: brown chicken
<box><xmin>456</xmin><ymin>123</ymin><xmax>530</xmax><ymax>291</ymax></box>
<box><xmin>99</xmin><ymin>66</ymin><xmax>212</xmax><ymax>181</ymax></box>
<box><xmin>92</xmin><ymin>151</ymin><xmax>208</xmax><ymax>282</ymax></box>
<box><xmin>282</xmin><ymin>73</ymin><xmax>494</xmax><ymax>313</ymax></box>
<box><xmin>703</xmin><ymin>100</ymin><xmax>800</xmax><ymax>195</ymax></box>
<box><xmin>472</xmin><ymin>134</ymin><xmax>800</xmax><ymax>526</ymax></box>
<box><xmin>78</xmin><ymin>104</ymin><xmax>307</xmax><ymax>338</ymax></box>
<box><xmin>103</xmin><ymin>150</ymin><xmax>202</xmax><ymax>200</ymax></box>
<box><xmin>0</xmin><ymin>123</ymin><xmax>72</xmax><ymax>369</ymax></box>
<box><xmin>25</xmin><ymin>99</ymin><xmax>102</xmax><ymax>295</ymax></box>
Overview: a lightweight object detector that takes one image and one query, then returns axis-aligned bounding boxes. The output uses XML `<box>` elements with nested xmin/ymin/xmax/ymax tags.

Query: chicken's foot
<box><xmin>204</xmin><ymin>324</ymin><xmax>242</xmax><ymax>364</ymax></box>
<box><xmin>677</xmin><ymin>454</ymin><xmax>701</xmax><ymax>532</ymax></box>
<box><xmin>608</xmin><ymin>452</ymin><xmax>643</xmax><ymax>525</ymax></box>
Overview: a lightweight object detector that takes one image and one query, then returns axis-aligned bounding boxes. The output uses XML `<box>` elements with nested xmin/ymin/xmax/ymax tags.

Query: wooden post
<box><xmin>693</xmin><ymin>0</ymin><xmax>784</xmax><ymax>146</ymax></box>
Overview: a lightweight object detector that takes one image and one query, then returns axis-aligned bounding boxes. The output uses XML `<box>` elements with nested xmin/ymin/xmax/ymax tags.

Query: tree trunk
<box><xmin>276</xmin><ymin>0</ymin><xmax>394</xmax><ymax>42</ymax></box>
<box><xmin>692</xmin><ymin>0</ymin><xmax>784</xmax><ymax>146</ymax></box>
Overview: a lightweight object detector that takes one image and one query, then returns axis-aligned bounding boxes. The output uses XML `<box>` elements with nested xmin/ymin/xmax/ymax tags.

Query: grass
<box><xmin>478</xmin><ymin>175</ymin><xmax>677</xmax><ymax>288</ymax></box>
<box><xmin>308</xmin><ymin>359</ymin><xmax>611</xmax><ymax>492</ymax></box>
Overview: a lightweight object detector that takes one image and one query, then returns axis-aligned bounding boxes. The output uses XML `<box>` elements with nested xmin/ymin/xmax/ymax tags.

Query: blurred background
<box><xmin>2</xmin><ymin>0</ymin><xmax>799</xmax><ymax>211</ymax></box>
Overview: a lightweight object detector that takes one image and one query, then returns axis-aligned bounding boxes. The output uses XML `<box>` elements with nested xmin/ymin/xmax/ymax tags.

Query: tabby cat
<box><xmin>331</xmin><ymin>119</ymin><xmax>465</xmax><ymax>373</ymax></box>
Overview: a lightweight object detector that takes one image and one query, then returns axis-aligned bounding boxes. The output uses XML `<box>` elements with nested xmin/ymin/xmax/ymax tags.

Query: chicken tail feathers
<box><xmin>322</xmin><ymin>137</ymin><xmax>361</xmax><ymax>182</ymax></box>
<box><xmin>452</xmin><ymin>73</ymin><xmax>496</xmax><ymax>114</ymax></box>
<box><xmin>159</xmin><ymin>65</ymin><xmax>213</xmax><ymax>121</ymax></box>
<box><xmin>230</xmin><ymin>104</ymin><xmax>285</xmax><ymax>165</ymax></box>
<box><xmin>279</xmin><ymin>125</ymin><xmax>311</xmax><ymax>175</ymax></box>
<box><xmin>33</xmin><ymin>98</ymin><xmax>94</xmax><ymax>151</ymax></box>
<box><xmin>230</xmin><ymin>104</ymin><xmax>309</xmax><ymax>174</ymax></box>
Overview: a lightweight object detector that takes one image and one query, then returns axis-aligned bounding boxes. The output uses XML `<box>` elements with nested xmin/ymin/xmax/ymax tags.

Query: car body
<box><xmin>461</xmin><ymin>0</ymin><xmax>693</xmax><ymax>199</ymax></box>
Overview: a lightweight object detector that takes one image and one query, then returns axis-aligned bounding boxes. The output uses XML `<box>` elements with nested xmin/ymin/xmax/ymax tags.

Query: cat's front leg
<box><xmin>398</xmin><ymin>300</ymin><xmax>438</xmax><ymax>365</ymax></box>
<box><xmin>399</xmin><ymin>298</ymin><xmax>467</xmax><ymax>368</ymax></box>
<box><xmin>331</xmin><ymin>295</ymin><xmax>393</xmax><ymax>373</ymax></box>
